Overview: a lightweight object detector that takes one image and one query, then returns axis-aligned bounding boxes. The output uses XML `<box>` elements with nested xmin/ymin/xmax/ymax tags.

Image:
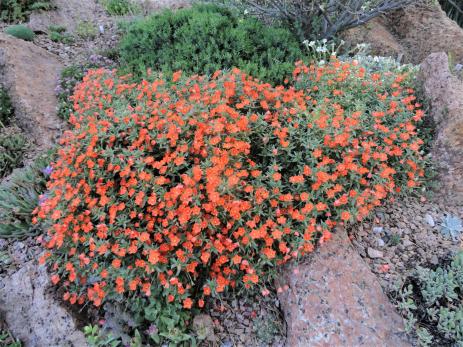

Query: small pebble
<box><xmin>377</xmin><ymin>238</ymin><xmax>385</xmax><ymax>247</ymax></box>
<box><xmin>425</xmin><ymin>214</ymin><xmax>435</xmax><ymax>227</ymax></box>
<box><xmin>372</xmin><ymin>226</ymin><xmax>383</xmax><ymax>234</ymax></box>
<box><xmin>367</xmin><ymin>247</ymin><xmax>384</xmax><ymax>258</ymax></box>
<box><xmin>430</xmin><ymin>255</ymin><xmax>439</xmax><ymax>265</ymax></box>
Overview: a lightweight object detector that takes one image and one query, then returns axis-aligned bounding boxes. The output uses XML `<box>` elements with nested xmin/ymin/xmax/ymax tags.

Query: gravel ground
<box><xmin>350</xmin><ymin>194</ymin><xmax>463</xmax><ymax>295</ymax></box>
<box><xmin>203</xmin><ymin>292</ymin><xmax>286</xmax><ymax>347</ymax></box>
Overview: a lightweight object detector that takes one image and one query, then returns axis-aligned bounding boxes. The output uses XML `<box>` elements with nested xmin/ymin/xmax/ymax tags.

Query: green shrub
<box><xmin>28</xmin><ymin>1</ymin><xmax>52</xmax><ymax>11</ymax></box>
<box><xmin>102</xmin><ymin>0</ymin><xmax>139</xmax><ymax>16</ymax></box>
<box><xmin>118</xmin><ymin>4</ymin><xmax>304</xmax><ymax>85</ymax></box>
<box><xmin>0</xmin><ymin>0</ymin><xmax>52</xmax><ymax>23</ymax></box>
<box><xmin>4</xmin><ymin>24</ymin><xmax>35</xmax><ymax>41</ymax></box>
<box><xmin>0</xmin><ymin>152</ymin><xmax>51</xmax><ymax>239</ymax></box>
<box><xmin>76</xmin><ymin>21</ymin><xmax>97</xmax><ymax>40</ymax></box>
<box><xmin>0</xmin><ymin>126</ymin><xmax>28</xmax><ymax>178</ymax></box>
<box><xmin>48</xmin><ymin>25</ymin><xmax>66</xmax><ymax>33</ymax></box>
<box><xmin>395</xmin><ymin>251</ymin><xmax>463</xmax><ymax>346</ymax></box>
<box><xmin>0</xmin><ymin>87</ymin><xmax>14</xmax><ymax>126</ymax></box>
<box><xmin>36</xmin><ymin>57</ymin><xmax>425</xmax><ymax>343</ymax></box>
<box><xmin>49</xmin><ymin>27</ymin><xmax>74</xmax><ymax>43</ymax></box>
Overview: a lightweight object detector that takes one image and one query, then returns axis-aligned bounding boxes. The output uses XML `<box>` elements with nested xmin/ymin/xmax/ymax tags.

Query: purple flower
<box><xmin>42</xmin><ymin>166</ymin><xmax>53</xmax><ymax>176</ymax></box>
<box><xmin>147</xmin><ymin>324</ymin><xmax>158</xmax><ymax>335</ymax></box>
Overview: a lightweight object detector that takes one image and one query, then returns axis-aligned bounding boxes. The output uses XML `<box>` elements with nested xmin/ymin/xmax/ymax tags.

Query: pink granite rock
<box><xmin>276</xmin><ymin>228</ymin><xmax>410</xmax><ymax>347</ymax></box>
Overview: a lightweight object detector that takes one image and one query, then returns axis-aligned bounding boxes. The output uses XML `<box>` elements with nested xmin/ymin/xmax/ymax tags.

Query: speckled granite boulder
<box><xmin>276</xmin><ymin>228</ymin><xmax>410</xmax><ymax>347</ymax></box>
<box><xmin>0</xmin><ymin>33</ymin><xmax>64</xmax><ymax>152</ymax></box>
<box><xmin>419</xmin><ymin>52</ymin><xmax>463</xmax><ymax>203</ymax></box>
<box><xmin>0</xmin><ymin>261</ymin><xmax>87</xmax><ymax>347</ymax></box>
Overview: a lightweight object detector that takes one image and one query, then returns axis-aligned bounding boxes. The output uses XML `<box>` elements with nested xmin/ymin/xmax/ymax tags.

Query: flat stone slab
<box><xmin>0</xmin><ymin>261</ymin><xmax>87</xmax><ymax>347</ymax></box>
<box><xmin>276</xmin><ymin>228</ymin><xmax>411</xmax><ymax>347</ymax></box>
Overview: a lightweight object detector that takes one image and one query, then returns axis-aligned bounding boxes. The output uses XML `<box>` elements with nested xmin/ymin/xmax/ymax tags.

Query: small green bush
<box><xmin>76</xmin><ymin>21</ymin><xmax>97</xmax><ymax>40</ymax></box>
<box><xmin>102</xmin><ymin>0</ymin><xmax>139</xmax><ymax>16</ymax></box>
<box><xmin>118</xmin><ymin>4</ymin><xmax>304</xmax><ymax>85</ymax></box>
<box><xmin>0</xmin><ymin>88</ymin><xmax>14</xmax><ymax>126</ymax></box>
<box><xmin>0</xmin><ymin>0</ymin><xmax>52</xmax><ymax>23</ymax></box>
<box><xmin>395</xmin><ymin>251</ymin><xmax>463</xmax><ymax>346</ymax></box>
<box><xmin>28</xmin><ymin>1</ymin><xmax>52</xmax><ymax>11</ymax></box>
<box><xmin>4</xmin><ymin>25</ymin><xmax>35</xmax><ymax>41</ymax></box>
<box><xmin>48</xmin><ymin>26</ymin><xmax>74</xmax><ymax>43</ymax></box>
<box><xmin>0</xmin><ymin>126</ymin><xmax>28</xmax><ymax>178</ymax></box>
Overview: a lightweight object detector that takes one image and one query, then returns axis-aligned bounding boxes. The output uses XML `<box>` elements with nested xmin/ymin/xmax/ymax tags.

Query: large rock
<box><xmin>341</xmin><ymin>3</ymin><xmax>463</xmax><ymax>65</ymax></box>
<box><xmin>390</xmin><ymin>3</ymin><xmax>463</xmax><ymax>64</ymax></box>
<box><xmin>0</xmin><ymin>261</ymin><xmax>87</xmax><ymax>347</ymax></box>
<box><xmin>341</xmin><ymin>17</ymin><xmax>407</xmax><ymax>61</ymax></box>
<box><xmin>28</xmin><ymin>0</ymin><xmax>99</xmax><ymax>33</ymax></box>
<box><xmin>0</xmin><ymin>33</ymin><xmax>64</xmax><ymax>152</ymax></box>
<box><xmin>419</xmin><ymin>52</ymin><xmax>463</xmax><ymax>202</ymax></box>
<box><xmin>276</xmin><ymin>228</ymin><xmax>410</xmax><ymax>347</ymax></box>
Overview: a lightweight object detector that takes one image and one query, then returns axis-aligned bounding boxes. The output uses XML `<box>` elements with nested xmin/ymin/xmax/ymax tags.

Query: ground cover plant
<box><xmin>118</xmin><ymin>4</ymin><xmax>304</xmax><ymax>85</ymax></box>
<box><xmin>4</xmin><ymin>25</ymin><xmax>35</xmax><ymax>41</ymax></box>
<box><xmin>0</xmin><ymin>126</ymin><xmax>28</xmax><ymax>178</ymax></box>
<box><xmin>34</xmin><ymin>53</ymin><xmax>426</xmax><ymax>343</ymax></box>
<box><xmin>0</xmin><ymin>152</ymin><xmax>52</xmax><ymax>239</ymax></box>
<box><xmin>395</xmin><ymin>250</ymin><xmax>463</xmax><ymax>346</ymax></box>
<box><xmin>0</xmin><ymin>87</ymin><xmax>14</xmax><ymax>126</ymax></box>
<box><xmin>101</xmin><ymin>0</ymin><xmax>139</xmax><ymax>16</ymax></box>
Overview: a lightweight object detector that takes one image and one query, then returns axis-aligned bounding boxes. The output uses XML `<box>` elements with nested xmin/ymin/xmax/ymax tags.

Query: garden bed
<box><xmin>1</xmin><ymin>1</ymin><xmax>463</xmax><ymax>346</ymax></box>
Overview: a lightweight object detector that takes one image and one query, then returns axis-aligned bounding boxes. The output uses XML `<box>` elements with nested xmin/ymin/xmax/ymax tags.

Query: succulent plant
<box><xmin>441</xmin><ymin>215</ymin><xmax>463</xmax><ymax>241</ymax></box>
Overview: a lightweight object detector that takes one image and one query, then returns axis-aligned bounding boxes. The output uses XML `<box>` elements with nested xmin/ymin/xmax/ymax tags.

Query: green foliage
<box><xmin>0</xmin><ymin>330</ymin><xmax>21</xmax><ymax>347</ymax></box>
<box><xmin>0</xmin><ymin>126</ymin><xmax>27</xmax><ymax>178</ymax></box>
<box><xmin>49</xmin><ymin>25</ymin><xmax>73</xmax><ymax>43</ymax></box>
<box><xmin>101</xmin><ymin>0</ymin><xmax>139</xmax><ymax>16</ymax></box>
<box><xmin>440</xmin><ymin>215</ymin><xmax>463</xmax><ymax>241</ymax></box>
<box><xmin>439</xmin><ymin>0</ymin><xmax>463</xmax><ymax>28</ymax></box>
<box><xmin>395</xmin><ymin>251</ymin><xmax>463</xmax><ymax>346</ymax></box>
<box><xmin>0</xmin><ymin>88</ymin><xmax>14</xmax><ymax>126</ymax></box>
<box><xmin>0</xmin><ymin>152</ymin><xmax>51</xmax><ymax>239</ymax></box>
<box><xmin>84</xmin><ymin>325</ymin><xmax>122</xmax><ymax>347</ymax></box>
<box><xmin>48</xmin><ymin>25</ymin><xmax>66</xmax><ymax>33</ymax></box>
<box><xmin>76</xmin><ymin>21</ymin><xmax>97</xmax><ymax>40</ymax></box>
<box><xmin>0</xmin><ymin>0</ymin><xmax>52</xmax><ymax>22</ymax></box>
<box><xmin>4</xmin><ymin>25</ymin><xmax>35</xmax><ymax>41</ymax></box>
<box><xmin>28</xmin><ymin>1</ymin><xmax>52</xmax><ymax>11</ymax></box>
<box><xmin>118</xmin><ymin>4</ymin><xmax>304</xmax><ymax>85</ymax></box>
<box><xmin>387</xmin><ymin>233</ymin><xmax>402</xmax><ymax>246</ymax></box>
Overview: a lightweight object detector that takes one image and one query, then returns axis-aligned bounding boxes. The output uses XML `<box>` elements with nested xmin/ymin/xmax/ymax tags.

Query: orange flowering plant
<box><xmin>33</xmin><ymin>57</ymin><xmax>424</xmax><ymax>341</ymax></box>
